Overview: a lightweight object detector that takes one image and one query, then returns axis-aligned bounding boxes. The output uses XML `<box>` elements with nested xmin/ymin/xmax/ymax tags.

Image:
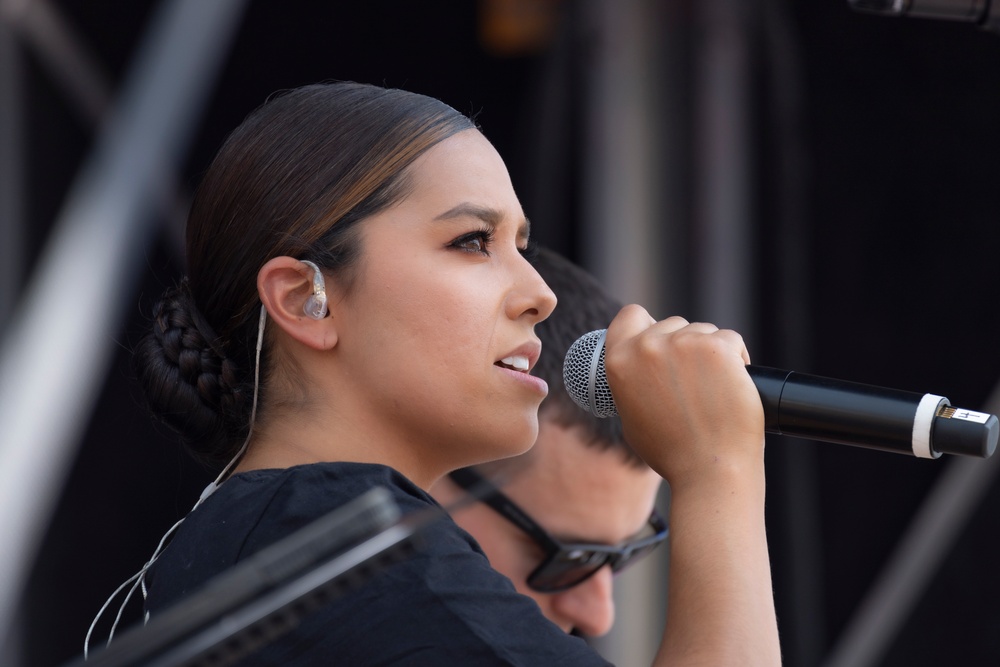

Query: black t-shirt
<box><xmin>145</xmin><ymin>462</ymin><xmax>612</xmax><ymax>666</ymax></box>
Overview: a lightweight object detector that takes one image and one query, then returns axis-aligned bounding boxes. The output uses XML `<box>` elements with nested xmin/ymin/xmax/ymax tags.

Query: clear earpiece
<box><xmin>301</xmin><ymin>260</ymin><xmax>328</xmax><ymax>319</ymax></box>
<box><xmin>304</xmin><ymin>294</ymin><xmax>327</xmax><ymax>320</ymax></box>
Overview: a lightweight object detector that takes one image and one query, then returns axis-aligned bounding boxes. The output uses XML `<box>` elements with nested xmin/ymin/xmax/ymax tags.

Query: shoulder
<box><xmin>201</xmin><ymin>462</ymin><xmax>441</xmax><ymax>557</ymax></box>
<box><xmin>146</xmin><ymin>462</ymin><xmax>431</xmax><ymax>607</ymax></box>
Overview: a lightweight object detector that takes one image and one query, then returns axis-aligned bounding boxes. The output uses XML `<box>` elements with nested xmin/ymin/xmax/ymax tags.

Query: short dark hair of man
<box><xmin>529</xmin><ymin>246</ymin><xmax>643</xmax><ymax>467</ymax></box>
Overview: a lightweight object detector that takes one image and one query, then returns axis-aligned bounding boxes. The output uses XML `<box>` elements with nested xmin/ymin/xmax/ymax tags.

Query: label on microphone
<box><xmin>951</xmin><ymin>409</ymin><xmax>991</xmax><ymax>424</ymax></box>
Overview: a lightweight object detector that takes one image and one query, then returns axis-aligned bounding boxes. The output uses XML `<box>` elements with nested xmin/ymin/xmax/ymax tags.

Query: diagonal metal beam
<box><xmin>2</xmin><ymin>0</ymin><xmax>190</xmax><ymax>257</ymax></box>
<box><xmin>0</xmin><ymin>0</ymin><xmax>110</xmax><ymax>124</ymax></box>
<box><xmin>0</xmin><ymin>0</ymin><xmax>249</xmax><ymax>642</ymax></box>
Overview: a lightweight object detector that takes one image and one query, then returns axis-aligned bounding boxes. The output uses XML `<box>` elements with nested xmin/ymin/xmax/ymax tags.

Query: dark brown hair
<box><xmin>134</xmin><ymin>82</ymin><xmax>476</xmax><ymax>467</ymax></box>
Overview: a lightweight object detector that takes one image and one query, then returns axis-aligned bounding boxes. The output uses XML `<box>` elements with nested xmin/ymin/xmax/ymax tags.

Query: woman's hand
<box><xmin>603</xmin><ymin>304</ymin><xmax>765</xmax><ymax>490</ymax></box>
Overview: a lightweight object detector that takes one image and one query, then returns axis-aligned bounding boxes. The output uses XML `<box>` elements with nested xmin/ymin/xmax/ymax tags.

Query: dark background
<box><xmin>9</xmin><ymin>1</ymin><xmax>1000</xmax><ymax>665</ymax></box>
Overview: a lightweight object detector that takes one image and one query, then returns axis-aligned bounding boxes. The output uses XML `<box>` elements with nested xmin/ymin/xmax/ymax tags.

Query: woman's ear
<box><xmin>258</xmin><ymin>256</ymin><xmax>337</xmax><ymax>350</ymax></box>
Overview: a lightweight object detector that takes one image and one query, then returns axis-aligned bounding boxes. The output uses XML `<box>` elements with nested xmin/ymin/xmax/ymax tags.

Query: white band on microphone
<box><xmin>912</xmin><ymin>393</ymin><xmax>947</xmax><ymax>459</ymax></box>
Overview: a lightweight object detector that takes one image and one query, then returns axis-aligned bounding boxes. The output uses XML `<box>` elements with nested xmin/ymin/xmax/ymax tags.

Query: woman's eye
<box><xmin>450</xmin><ymin>229</ymin><xmax>494</xmax><ymax>255</ymax></box>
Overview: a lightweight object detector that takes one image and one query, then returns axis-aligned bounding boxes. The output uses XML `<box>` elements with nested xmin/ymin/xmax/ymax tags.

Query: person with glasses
<box><xmin>431</xmin><ymin>247</ymin><xmax>666</xmax><ymax>638</ymax></box>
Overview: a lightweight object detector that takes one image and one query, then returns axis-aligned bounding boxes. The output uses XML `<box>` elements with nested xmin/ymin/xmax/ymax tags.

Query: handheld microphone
<box><xmin>563</xmin><ymin>329</ymin><xmax>998</xmax><ymax>459</ymax></box>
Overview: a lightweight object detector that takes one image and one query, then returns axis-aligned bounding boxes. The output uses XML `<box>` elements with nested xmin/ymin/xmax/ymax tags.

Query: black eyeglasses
<box><xmin>448</xmin><ymin>468</ymin><xmax>668</xmax><ymax>593</ymax></box>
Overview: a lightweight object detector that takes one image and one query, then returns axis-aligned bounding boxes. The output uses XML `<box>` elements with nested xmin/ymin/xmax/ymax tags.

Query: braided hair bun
<box><xmin>133</xmin><ymin>279</ymin><xmax>249</xmax><ymax>467</ymax></box>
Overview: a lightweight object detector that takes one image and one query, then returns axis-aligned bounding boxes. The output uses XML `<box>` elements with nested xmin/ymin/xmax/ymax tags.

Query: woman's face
<box><xmin>328</xmin><ymin>129</ymin><xmax>557</xmax><ymax>479</ymax></box>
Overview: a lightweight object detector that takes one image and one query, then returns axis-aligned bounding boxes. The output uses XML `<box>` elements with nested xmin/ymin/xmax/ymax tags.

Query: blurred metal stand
<box><xmin>691</xmin><ymin>0</ymin><xmax>755</xmax><ymax>334</ymax></box>
<box><xmin>579</xmin><ymin>0</ymin><xmax>760</xmax><ymax>661</ymax></box>
<box><xmin>579</xmin><ymin>0</ymin><xmax>671</xmax><ymax>316</ymax></box>
<box><xmin>1</xmin><ymin>0</ymin><xmax>111</xmax><ymax>124</ymax></box>
<box><xmin>760</xmin><ymin>0</ymin><xmax>828</xmax><ymax>663</ymax></box>
<box><xmin>0</xmin><ymin>0</ymin><xmax>248</xmax><ymax>656</ymax></box>
<box><xmin>578</xmin><ymin>0</ymin><xmax>673</xmax><ymax>664</ymax></box>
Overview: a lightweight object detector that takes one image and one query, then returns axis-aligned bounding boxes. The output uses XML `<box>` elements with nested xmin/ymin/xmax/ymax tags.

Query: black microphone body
<box><xmin>563</xmin><ymin>329</ymin><xmax>997</xmax><ymax>459</ymax></box>
<box><xmin>748</xmin><ymin>366</ymin><xmax>995</xmax><ymax>458</ymax></box>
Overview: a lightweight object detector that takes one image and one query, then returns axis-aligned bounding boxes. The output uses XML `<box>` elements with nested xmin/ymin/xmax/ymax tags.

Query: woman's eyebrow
<box><xmin>434</xmin><ymin>203</ymin><xmax>532</xmax><ymax>241</ymax></box>
<box><xmin>434</xmin><ymin>202</ymin><xmax>502</xmax><ymax>225</ymax></box>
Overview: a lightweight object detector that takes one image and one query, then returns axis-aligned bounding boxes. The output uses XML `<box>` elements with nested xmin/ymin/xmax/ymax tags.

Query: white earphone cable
<box><xmin>84</xmin><ymin>305</ymin><xmax>267</xmax><ymax>658</ymax></box>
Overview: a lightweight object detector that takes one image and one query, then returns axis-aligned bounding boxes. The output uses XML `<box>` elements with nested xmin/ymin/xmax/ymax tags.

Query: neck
<box><xmin>233</xmin><ymin>409</ymin><xmax>446</xmax><ymax>489</ymax></box>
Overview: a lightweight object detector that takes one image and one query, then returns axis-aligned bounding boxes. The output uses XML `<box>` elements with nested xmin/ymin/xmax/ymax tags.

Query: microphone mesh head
<box><xmin>562</xmin><ymin>329</ymin><xmax>619</xmax><ymax>418</ymax></box>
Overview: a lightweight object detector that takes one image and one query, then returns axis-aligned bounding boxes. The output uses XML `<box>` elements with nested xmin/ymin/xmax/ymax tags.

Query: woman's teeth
<box><xmin>500</xmin><ymin>356</ymin><xmax>529</xmax><ymax>371</ymax></box>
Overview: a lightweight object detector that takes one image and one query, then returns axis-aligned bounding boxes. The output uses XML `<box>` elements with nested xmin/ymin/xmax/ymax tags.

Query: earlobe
<box><xmin>258</xmin><ymin>256</ymin><xmax>337</xmax><ymax>350</ymax></box>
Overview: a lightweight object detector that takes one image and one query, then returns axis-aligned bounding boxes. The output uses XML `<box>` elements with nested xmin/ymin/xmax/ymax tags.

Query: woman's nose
<box><xmin>506</xmin><ymin>254</ymin><xmax>557</xmax><ymax>324</ymax></box>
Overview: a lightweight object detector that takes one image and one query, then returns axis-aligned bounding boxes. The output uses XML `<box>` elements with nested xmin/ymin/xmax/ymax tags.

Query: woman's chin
<box><xmin>499</xmin><ymin>419</ymin><xmax>540</xmax><ymax>460</ymax></box>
